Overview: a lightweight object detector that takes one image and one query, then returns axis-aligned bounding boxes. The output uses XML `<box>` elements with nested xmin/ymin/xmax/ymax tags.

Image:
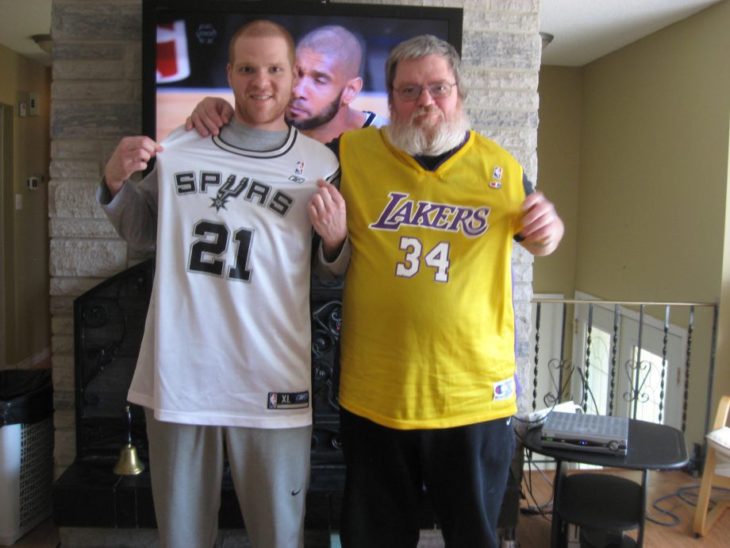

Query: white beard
<box><xmin>386</xmin><ymin>105</ymin><xmax>470</xmax><ymax>156</ymax></box>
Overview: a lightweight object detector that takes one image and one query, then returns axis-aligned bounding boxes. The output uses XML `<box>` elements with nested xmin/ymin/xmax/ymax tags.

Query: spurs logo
<box><xmin>211</xmin><ymin>174</ymin><xmax>248</xmax><ymax>211</ymax></box>
<box><xmin>174</xmin><ymin>171</ymin><xmax>294</xmax><ymax>217</ymax></box>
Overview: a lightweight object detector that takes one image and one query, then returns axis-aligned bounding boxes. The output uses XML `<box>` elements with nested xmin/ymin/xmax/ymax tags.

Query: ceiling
<box><xmin>0</xmin><ymin>0</ymin><xmax>725</xmax><ymax>67</ymax></box>
<box><xmin>540</xmin><ymin>0</ymin><xmax>724</xmax><ymax>66</ymax></box>
<box><xmin>0</xmin><ymin>0</ymin><xmax>52</xmax><ymax>66</ymax></box>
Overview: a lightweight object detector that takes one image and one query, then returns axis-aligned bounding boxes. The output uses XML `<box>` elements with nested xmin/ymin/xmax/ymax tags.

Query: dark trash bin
<box><xmin>0</xmin><ymin>369</ymin><xmax>53</xmax><ymax>425</ymax></box>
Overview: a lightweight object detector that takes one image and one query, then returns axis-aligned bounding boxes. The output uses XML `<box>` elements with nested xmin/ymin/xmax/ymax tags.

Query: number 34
<box><xmin>395</xmin><ymin>237</ymin><xmax>450</xmax><ymax>282</ymax></box>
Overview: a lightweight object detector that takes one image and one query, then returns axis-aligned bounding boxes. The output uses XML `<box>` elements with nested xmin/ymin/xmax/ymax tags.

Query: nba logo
<box><xmin>156</xmin><ymin>21</ymin><xmax>191</xmax><ymax>83</ymax></box>
<box><xmin>295</xmin><ymin>161</ymin><xmax>304</xmax><ymax>175</ymax></box>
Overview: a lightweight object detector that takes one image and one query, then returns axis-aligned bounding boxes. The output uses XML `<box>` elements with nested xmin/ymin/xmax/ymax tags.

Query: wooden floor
<box><xmin>3</xmin><ymin>468</ymin><xmax>729</xmax><ymax>547</ymax></box>
<box><xmin>517</xmin><ymin>467</ymin><xmax>730</xmax><ymax>548</ymax></box>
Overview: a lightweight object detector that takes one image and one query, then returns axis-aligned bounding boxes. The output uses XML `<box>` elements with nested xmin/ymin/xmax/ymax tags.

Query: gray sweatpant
<box><xmin>144</xmin><ymin>408</ymin><xmax>312</xmax><ymax>548</ymax></box>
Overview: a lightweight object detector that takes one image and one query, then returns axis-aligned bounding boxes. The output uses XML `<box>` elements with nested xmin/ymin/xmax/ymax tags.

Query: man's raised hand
<box><xmin>104</xmin><ymin>136</ymin><xmax>163</xmax><ymax>196</ymax></box>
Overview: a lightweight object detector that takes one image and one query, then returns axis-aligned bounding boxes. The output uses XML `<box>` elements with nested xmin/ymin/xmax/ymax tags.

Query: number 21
<box><xmin>189</xmin><ymin>221</ymin><xmax>253</xmax><ymax>281</ymax></box>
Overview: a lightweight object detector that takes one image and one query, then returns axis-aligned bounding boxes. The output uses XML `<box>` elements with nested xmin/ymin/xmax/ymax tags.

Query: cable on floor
<box><xmin>519</xmin><ymin>445</ymin><xmax>554</xmax><ymax>522</ymax></box>
<box><xmin>646</xmin><ymin>483</ymin><xmax>730</xmax><ymax>526</ymax></box>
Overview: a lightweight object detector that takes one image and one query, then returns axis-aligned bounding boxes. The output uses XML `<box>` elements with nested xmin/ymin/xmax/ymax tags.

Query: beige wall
<box><xmin>720</xmin><ymin>116</ymin><xmax>730</xmax><ymax>408</ymax></box>
<box><xmin>0</xmin><ymin>45</ymin><xmax>51</xmax><ymax>367</ymax></box>
<box><xmin>536</xmin><ymin>0</ymin><xmax>730</xmax><ymax>441</ymax></box>
<box><xmin>535</xmin><ymin>66</ymin><xmax>581</xmax><ymax>297</ymax></box>
<box><xmin>578</xmin><ymin>4</ymin><xmax>730</xmax><ymax>304</ymax></box>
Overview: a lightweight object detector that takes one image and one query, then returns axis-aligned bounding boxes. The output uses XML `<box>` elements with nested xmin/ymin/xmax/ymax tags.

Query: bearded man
<box><xmin>319</xmin><ymin>34</ymin><xmax>565</xmax><ymax>548</ymax></box>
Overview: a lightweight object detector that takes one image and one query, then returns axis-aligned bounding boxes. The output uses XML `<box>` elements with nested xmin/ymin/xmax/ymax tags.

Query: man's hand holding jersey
<box><xmin>518</xmin><ymin>191</ymin><xmax>564</xmax><ymax>256</ymax></box>
<box><xmin>309</xmin><ymin>180</ymin><xmax>347</xmax><ymax>261</ymax></box>
<box><xmin>104</xmin><ymin>136</ymin><xmax>163</xmax><ymax>196</ymax></box>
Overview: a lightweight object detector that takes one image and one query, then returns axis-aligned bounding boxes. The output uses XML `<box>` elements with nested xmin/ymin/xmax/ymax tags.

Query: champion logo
<box><xmin>493</xmin><ymin>378</ymin><xmax>515</xmax><ymax>401</ymax></box>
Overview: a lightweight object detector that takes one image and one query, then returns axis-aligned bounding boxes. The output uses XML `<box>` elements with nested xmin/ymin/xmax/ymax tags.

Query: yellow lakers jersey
<box><xmin>338</xmin><ymin>127</ymin><xmax>526</xmax><ymax>429</ymax></box>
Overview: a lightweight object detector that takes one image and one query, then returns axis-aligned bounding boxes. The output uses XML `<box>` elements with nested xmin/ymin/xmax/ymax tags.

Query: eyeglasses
<box><xmin>393</xmin><ymin>82</ymin><xmax>456</xmax><ymax>101</ymax></box>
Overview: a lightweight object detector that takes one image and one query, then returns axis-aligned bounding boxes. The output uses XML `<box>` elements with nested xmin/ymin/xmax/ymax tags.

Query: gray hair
<box><xmin>385</xmin><ymin>35</ymin><xmax>465</xmax><ymax>103</ymax></box>
<box><xmin>296</xmin><ymin>25</ymin><xmax>364</xmax><ymax>79</ymax></box>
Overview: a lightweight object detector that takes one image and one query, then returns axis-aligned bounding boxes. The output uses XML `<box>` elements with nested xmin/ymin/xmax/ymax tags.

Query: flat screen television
<box><xmin>142</xmin><ymin>0</ymin><xmax>464</xmax><ymax>141</ymax></box>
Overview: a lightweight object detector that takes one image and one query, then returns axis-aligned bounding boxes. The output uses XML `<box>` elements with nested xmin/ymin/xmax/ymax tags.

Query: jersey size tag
<box><xmin>267</xmin><ymin>391</ymin><xmax>310</xmax><ymax>410</ymax></box>
<box><xmin>493</xmin><ymin>378</ymin><xmax>515</xmax><ymax>401</ymax></box>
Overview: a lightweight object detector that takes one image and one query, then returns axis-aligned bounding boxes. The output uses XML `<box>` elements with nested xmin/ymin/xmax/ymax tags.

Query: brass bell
<box><xmin>114</xmin><ymin>443</ymin><xmax>145</xmax><ymax>475</ymax></box>
<box><xmin>114</xmin><ymin>405</ymin><xmax>145</xmax><ymax>476</ymax></box>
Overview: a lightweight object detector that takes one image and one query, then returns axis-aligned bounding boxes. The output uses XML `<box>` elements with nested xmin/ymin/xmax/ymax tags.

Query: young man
<box><xmin>187</xmin><ymin>25</ymin><xmax>387</xmax><ymax>143</ymax></box>
<box><xmin>98</xmin><ymin>20</ymin><xmax>344</xmax><ymax>548</ymax></box>
<box><xmin>323</xmin><ymin>35</ymin><xmax>564</xmax><ymax>548</ymax></box>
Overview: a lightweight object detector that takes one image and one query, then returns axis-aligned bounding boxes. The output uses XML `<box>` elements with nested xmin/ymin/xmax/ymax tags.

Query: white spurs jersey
<box><xmin>128</xmin><ymin>126</ymin><xmax>340</xmax><ymax>428</ymax></box>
